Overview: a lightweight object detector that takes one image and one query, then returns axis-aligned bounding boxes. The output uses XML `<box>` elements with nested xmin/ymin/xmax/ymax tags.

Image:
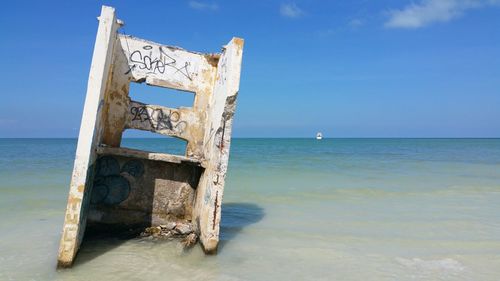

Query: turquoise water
<box><xmin>1</xmin><ymin>138</ymin><xmax>500</xmax><ymax>280</ymax></box>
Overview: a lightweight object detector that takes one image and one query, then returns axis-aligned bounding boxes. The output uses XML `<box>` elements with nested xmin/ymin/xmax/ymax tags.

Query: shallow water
<box><xmin>1</xmin><ymin>138</ymin><xmax>499</xmax><ymax>280</ymax></box>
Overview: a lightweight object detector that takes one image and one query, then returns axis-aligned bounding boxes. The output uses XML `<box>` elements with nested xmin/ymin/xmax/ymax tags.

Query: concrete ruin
<box><xmin>57</xmin><ymin>6</ymin><xmax>244</xmax><ymax>267</ymax></box>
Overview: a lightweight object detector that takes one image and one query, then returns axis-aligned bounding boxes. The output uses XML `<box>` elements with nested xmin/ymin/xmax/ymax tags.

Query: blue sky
<box><xmin>0</xmin><ymin>0</ymin><xmax>498</xmax><ymax>137</ymax></box>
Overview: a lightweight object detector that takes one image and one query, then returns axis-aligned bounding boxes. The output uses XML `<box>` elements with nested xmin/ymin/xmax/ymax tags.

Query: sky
<box><xmin>0</xmin><ymin>0</ymin><xmax>499</xmax><ymax>138</ymax></box>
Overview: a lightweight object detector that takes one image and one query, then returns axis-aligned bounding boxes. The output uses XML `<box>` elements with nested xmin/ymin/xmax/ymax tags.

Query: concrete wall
<box><xmin>87</xmin><ymin>155</ymin><xmax>202</xmax><ymax>228</ymax></box>
<box><xmin>58</xmin><ymin>5</ymin><xmax>244</xmax><ymax>267</ymax></box>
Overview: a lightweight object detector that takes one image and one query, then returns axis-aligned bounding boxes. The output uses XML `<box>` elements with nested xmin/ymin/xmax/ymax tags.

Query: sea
<box><xmin>0</xmin><ymin>138</ymin><xmax>499</xmax><ymax>281</ymax></box>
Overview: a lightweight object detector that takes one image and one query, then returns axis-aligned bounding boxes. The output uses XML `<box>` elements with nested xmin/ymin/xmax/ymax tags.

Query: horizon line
<box><xmin>1</xmin><ymin>137</ymin><xmax>499</xmax><ymax>139</ymax></box>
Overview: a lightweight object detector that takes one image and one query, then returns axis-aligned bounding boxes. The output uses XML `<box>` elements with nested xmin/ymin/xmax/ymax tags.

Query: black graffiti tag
<box><xmin>130</xmin><ymin>106</ymin><xmax>150</xmax><ymax>122</ymax></box>
<box><xmin>130</xmin><ymin>106</ymin><xmax>187</xmax><ymax>133</ymax></box>
<box><xmin>126</xmin><ymin>45</ymin><xmax>193</xmax><ymax>81</ymax></box>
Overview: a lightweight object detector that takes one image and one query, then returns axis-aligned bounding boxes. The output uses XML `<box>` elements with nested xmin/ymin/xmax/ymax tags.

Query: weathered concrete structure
<box><xmin>57</xmin><ymin>6</ymin><xmax>244</xmax><ymax>267</ymax></box>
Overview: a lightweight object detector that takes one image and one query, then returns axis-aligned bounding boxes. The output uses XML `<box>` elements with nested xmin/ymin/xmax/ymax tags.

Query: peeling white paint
<box><xmin>57</xmin><ymin>5</ymin><xmax>119</xmax><ymax>268</ymax></box>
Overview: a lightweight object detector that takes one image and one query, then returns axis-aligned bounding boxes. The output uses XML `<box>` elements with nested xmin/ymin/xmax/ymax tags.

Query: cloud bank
<box><xmin>385</xmin><ymin>0</ymin><xmax>499</xmax><ymax>28</ymax></box>
<box><xmin>188</xmin><ymin>1</ymin><xmax>219</xmax><ymax>11</ymax></box>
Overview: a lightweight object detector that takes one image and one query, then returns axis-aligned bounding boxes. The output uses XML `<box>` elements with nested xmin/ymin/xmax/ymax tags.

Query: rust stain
<box><xmin>233</xmin><ymin>37</ymin><xmax>244</xmax><ymax>47</ymax></box>
<box><xmin>204</xmin><ymin>54</ymin><xmax>220</xmax><ymax>67</ymax></box>
<box><xmin>67</xmin><ymin>196</ymin><xmax>82</xmax><ymax>205</ymax></box>
<box><xmin>65</xmin><ymin>196</ymin><xmax>82</xmax><ymax>224</ymax></box>
<box><xmin>102</xmin><ymin>77</ymin><xmax>129</xmax><ymax>147</ymax></box>
<box><xmin>77</xmin><ymin>184</ymin><xmax>85</xmax><ymax>193</ymax></box>
<box><xmin>219</xmin><ymin>117</ymin><xmax>227</xmax><ymax>152</ymax></box>
<box><xmin>212</xmin><ymin>190</ymin><xmax>218</xmax><ymax>230</ymax></box>
<box><xmin>233</xmin><ymin>38</ymin><xmax>244</xmax><ymax>55</ymax></box>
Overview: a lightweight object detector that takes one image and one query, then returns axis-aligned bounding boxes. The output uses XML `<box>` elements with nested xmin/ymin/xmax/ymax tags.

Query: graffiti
<box><xmin>121</xmin><ymin>159</ymin><xmax>144</xmax><ymax>178</ymax></box>
<box><xmin>130</xmin><ymin>105</ymin><xmax>187</xmax><ymax>133</ymax></box>
<box><xmin>91</xmin><ymin>157</ymin><xmax>145</xmax><ymax>206</ymax></box>
<box><xmin>95</xmin><ymin>155</ymin><xmax>120</xmax><ymax>177</ymax></box>
<box><xmin>125</xmin><ymin>45</ymin><xmax>193</xmax><ymax>81</ymax></box>
<box><xmin>130</xmin><ymin>106</ymin><xmax>150</xmax><ymax>122</ymax></box>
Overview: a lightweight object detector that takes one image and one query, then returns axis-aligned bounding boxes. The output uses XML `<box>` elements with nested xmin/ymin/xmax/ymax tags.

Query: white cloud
<box><xmin>280</xmin><ymin>3</ymin><xmax>304</xmax><ymax>18</ymax></box>
<box><xmin>385</xmin><ymin>0</ymin><xmax>499</xmax><ymax>29</ymax></box>
<box><xmin>349</xmin><ymin>19</ymin><xmax>363</xmax><ymax>28</ymax></box>
<box><xmin>189</xmin><ymin>1</ymin><xmax>218</xmax><ymax>11</ymax></box>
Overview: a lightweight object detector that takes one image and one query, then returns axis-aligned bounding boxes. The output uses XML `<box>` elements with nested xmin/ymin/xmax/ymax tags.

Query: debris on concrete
<box><xmin>140</xmin><ymin>222</ymin><xmax>198</xmax><ymax>249</ymax></box>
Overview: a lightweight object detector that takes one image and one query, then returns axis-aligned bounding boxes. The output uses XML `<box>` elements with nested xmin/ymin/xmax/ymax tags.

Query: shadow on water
<box><xmin>69</xmin><ymin>225</ymin><xmax>143</xmax><ymax>268</ymax></box>
<box><xmin>218</xmin><ymin>202</ymin><xmax>265</xmax><ymax>251</ymax></box>
<box><xmin>68</xmin><ymin>202</ymin><xmax>264</xmax><ymax>267</ymax></box>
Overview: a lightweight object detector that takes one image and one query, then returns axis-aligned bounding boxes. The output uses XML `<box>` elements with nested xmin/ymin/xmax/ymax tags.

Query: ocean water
<box><xmin>1</xmin><ymin>138</ymin><xmax>500</xmax><ymax>281</ymax></box>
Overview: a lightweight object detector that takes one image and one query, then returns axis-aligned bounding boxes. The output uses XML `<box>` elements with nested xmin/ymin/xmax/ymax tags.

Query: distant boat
<box><xmin>316</xmin><ymin>132</ymin><xmax>323</xmax><ymax>140</ymax></box>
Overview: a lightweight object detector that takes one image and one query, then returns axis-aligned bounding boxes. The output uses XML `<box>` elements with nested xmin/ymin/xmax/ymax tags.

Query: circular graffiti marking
<box><xmin>96</xmin><ymin>156</ymin><xmax>120</xmax><ymax>177</ymax></box>
<box><xmin>143</xmin><ymin>45</ymin><xmax>153</xmax><ymax>50</ymax></box>
<box><xmin>90</xmin><ymin>177</ymin><xmax>109</xmax><ymax>204</ymax></box>
<box><xmin>170</xmin><ymin>111</ymin><xmax>180</xmax><ymax>122</ymax></box>
<box><xmin>103</xmin><ymin>175</ymin><xmax>130</xmax><ymax>205</ymax></box>
<box><xmin>121</xmin><ymin>159</ymin><xmax>145</xmax><ymax>178</ymax></box>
